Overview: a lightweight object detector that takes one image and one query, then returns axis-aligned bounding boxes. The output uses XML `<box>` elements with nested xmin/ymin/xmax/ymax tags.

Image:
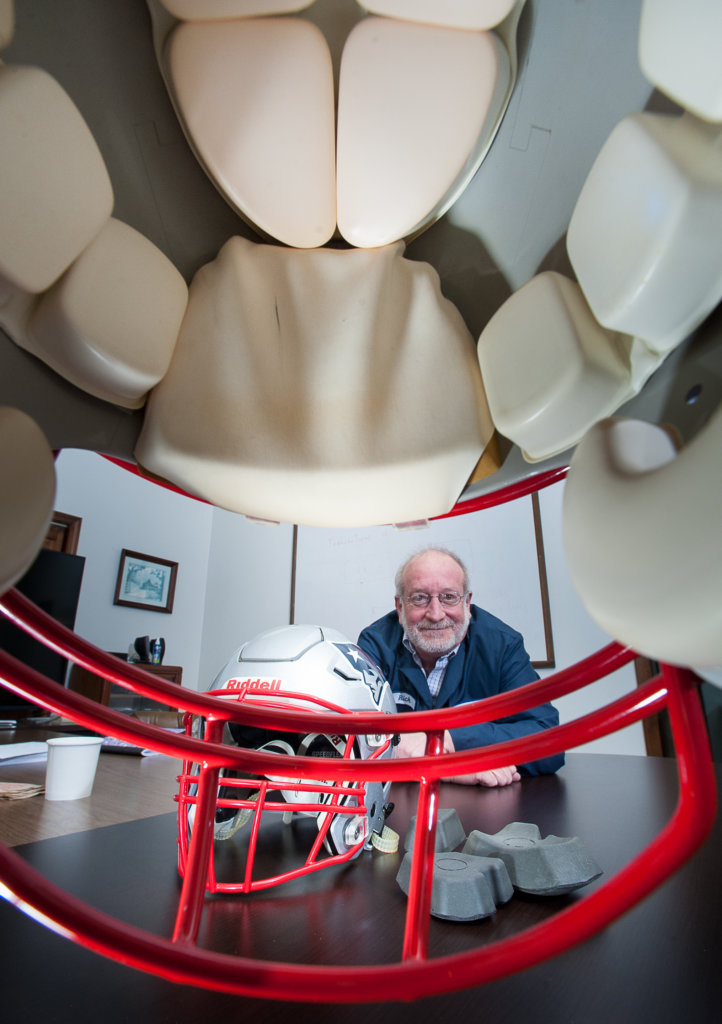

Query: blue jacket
<box><xmin>357</xmin><ymin>606</ymin><xmax>563</xmax><ymax>776</ymax></box>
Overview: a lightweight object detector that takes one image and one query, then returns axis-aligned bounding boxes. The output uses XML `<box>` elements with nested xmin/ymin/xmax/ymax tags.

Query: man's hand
<box><xmin>444</xmin><ymin>765</ymin><xmax>521</xmax><ymax>787</ymax></box>
<box><xmin>395</xmin><ymin>731</ymin><xmax>455</xmax><ymax>759</ymax></box>
<box><xmin>395</xmin><ymin>733</ymin><xmax>521</xmax><ymax>786</ymax></box>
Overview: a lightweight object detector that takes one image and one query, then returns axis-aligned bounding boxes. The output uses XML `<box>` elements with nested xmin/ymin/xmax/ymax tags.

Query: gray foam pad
<box><xmin>404</xmin><ymin>807</ymin><xmax>466</xmax><ymax>853</ymax></box>
<box><xmin>462</xmin><ymin>822</ymin><xmax>603</xmax><ymax>895</ymax></box>
<box><xmin>396</xmin><ymin>850</ymin><xmax>513</xmax><ymax>921</ymax></box>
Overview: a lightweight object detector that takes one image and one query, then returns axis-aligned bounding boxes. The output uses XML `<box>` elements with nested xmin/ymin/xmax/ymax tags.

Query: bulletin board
<box><xmin>292</xmin><ymin>493</ymin><xmax>554</xmax><ymax>668</ymax></box>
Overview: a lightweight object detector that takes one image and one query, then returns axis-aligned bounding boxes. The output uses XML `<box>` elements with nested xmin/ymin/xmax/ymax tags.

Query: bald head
<box><xmin>395</xmin><ymin>547</ymin><xmax>470</xmax><ymax>600</ymax></box>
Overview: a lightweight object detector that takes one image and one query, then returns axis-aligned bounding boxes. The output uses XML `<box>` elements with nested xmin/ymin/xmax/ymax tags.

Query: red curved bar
<box><xmin>0</xmin><ymin>632</ymin><xmax>644</xmax><ymax>782</ymax></box>
<box><xmin>0</xmin><ymin>665</ymin><xmax>715</xmax><ymax>1001</ymax></box>
<box><xmin>0</xmin><ymin>587</ymin><xmax>637</xmax><ymax>750</ymax></box>
<box><xmin>434</xmin><ymin>465</ymin><xmax>569</xmax><ymax>518</ymax></box>
<box><xmin>0</xmin><ymin>591</ymin><xmax>716</xmax><ymax>1001</ymax></box>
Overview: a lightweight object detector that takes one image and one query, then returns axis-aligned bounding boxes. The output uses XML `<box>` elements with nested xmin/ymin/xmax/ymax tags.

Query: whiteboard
<box><xmin>293</xmin><ymin>496</ymin><xmax>552</xmax><ymax>665</ymax></box>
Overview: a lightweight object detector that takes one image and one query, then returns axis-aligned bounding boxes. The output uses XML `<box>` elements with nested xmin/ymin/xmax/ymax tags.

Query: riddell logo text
<box><xmin>225</xmin><ymin>678</ymin><xmax>283</xmax><ymax>695</ymax></box>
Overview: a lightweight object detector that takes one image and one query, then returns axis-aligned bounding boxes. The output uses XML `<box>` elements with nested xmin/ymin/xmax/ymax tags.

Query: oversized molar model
<box><xmin>135</xmin><ymin>236</ymin><xmax>494</xmax><ymax>527</ymax></box>
<box><xmin>0</xmin><ymin>62</ymin><xmax>188</xmax><ymax>410</ymax></box>
<box><xmin>477</xmin><ymin>1</ymin><xmax>722</xmax><ymax>466</ymax></box>
<box><xmin>149</xmin><ymin>0</ymin><xmax>524</xmax><ymax>248</ymax></box>
<box><xmin>0</xmin><ymin>1</ymin><xmax>498</xmax><ymax>530</ymax></box>
<box><xmin>0</xmin><ymin>0</ymin><xmax>13</xmax><ymax>51</ymax></box>
<box><xmin>638</xmin><ymin>0</ymin><xmax>722</xmax><ymax>123</ymax></box>
<box><xmin>0</xmin><ymin>406</ymin><xmax>56</xmax><ymax>595</ymax></box>
<box><xmin>562</xmin><ymin>407</ymin><xmax>722</xmax><ymax>673</ymax></box>
<box><xmin>479</xmin><ymin>103</ymin><xmax>722</xmax><ymax>464</ymax></box>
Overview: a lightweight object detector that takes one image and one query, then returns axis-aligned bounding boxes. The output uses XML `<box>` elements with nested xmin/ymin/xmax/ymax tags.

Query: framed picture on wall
<box><xmin>113</xmin><ymin>549</ymin><xmax>178</xmax><ymax>614</ymax></box>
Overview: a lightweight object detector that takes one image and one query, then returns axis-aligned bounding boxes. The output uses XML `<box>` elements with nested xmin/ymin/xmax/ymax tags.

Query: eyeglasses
<box><xmin>404</xmin><ymin>592</ymin><xmax>466</xmax><ymax>609</ymax></box>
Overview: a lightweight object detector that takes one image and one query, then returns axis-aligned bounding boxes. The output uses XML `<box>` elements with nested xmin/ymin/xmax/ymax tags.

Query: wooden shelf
<box><xmin>67</xmin><ymin>657</ymin><xmax>183</xmax><ymax>713</ymax></box>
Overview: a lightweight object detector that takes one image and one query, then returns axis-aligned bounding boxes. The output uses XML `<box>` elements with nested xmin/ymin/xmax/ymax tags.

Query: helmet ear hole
<box><xmin>229</xmin><ymin>722</ymin><xmax>300</xmax><ymax>750</ymax></box>
<box><xmin>298</xmin><ymin>733</ymin><xmax>348</xmax><ymax>759</ymax></box>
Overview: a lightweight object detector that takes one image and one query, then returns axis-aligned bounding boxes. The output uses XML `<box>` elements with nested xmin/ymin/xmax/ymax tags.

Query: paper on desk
<box><xmin>0</xmin><ymin>781</ymin><xmax>44</xmax><ymax>799</ymax></box>
<box><xmin>101</xmin><ymin>728</ymin><xmax>184</xmax><ymax>757</ymax></box>
<box><xmin>101</xmin><ymin>735</ymin><xmax>174</xmax><ymax>756</ymax></box>
<box><xmin>0</xmin><ymin>741</ymin><xmax>47</xmax><ymax>765</ymax></box>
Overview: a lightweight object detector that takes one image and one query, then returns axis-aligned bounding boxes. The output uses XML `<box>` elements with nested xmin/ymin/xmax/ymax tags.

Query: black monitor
<box><xmin>0</xmin><ymin>548</ymin><xmax>86</xmax><ymax>718</ymax></box>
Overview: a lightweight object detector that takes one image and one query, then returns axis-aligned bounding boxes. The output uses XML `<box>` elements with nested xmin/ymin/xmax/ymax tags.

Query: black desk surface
<box><xmin>1</xmin><ymin>753</ymin><xmax>720</xmax><ymax>1024</ymax></box>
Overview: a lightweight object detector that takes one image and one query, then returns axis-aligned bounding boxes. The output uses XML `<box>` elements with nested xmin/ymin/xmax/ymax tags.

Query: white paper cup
<box><xmin>45</xmin><ymin>736</ymin><xmax>103</xmax><ymax>801</ymax></box>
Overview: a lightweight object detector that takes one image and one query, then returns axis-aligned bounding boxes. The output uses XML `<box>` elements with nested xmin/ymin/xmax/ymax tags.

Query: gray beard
<box><xmin>401</xmin><ymin>606</ymin><xmax>470</xmax><ymax>658</ymax></box>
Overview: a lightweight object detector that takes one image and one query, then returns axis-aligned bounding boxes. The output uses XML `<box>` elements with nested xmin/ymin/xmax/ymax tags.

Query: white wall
<box><xmin>293</xmin><ymin>497</ymin><xmax>549</xmax><ymax>660</ymax></box>
<box><xmin>55</xmin><ymin>450</ymin><xmax>214</xmax><ymax>688</ymax></box>
<box><xmin>53</xmin><ymin>451</ymin><xmax>645</xmax><ymax>754</ymax></box>
<box><xmin>199</xmin><ymin>508</ymin><xmax>294</xmax><ymax>688</ymax></box>
<box><xmin>536</xmin><ymin>483</ymin><xmax>645</xmax><ymax>755</ymax></box>
<box><xmin>55</xmin><ymin>450</ymin><xmax>294</xmax><ymax>691</ymax></box>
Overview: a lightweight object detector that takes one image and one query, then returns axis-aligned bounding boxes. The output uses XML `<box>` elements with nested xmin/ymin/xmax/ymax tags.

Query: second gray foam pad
<box><xmin>404</xmin><ymin>807</ymin><xmax>466</xmax><ymax>853</ymax></box>
<box><xmin>462</xmin><ymin>822</ymin><xmax>603</xmax><ymax>895</ymax></box>
<box><xmin>396</xmin><ymin>850</ymin><xmax>513</xmax><ymax>921</ymax></box>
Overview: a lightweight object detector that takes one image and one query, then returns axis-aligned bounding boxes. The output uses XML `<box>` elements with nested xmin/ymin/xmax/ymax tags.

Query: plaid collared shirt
<box><xmin>402</xmin><ymin>634</ymin><xmax>461</xmax><ymax>700</ymax></box>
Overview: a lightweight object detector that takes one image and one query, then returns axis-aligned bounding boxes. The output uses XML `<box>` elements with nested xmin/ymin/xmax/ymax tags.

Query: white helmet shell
<box><xmin>211</xmin><ymin>623</ymin><xmax>397</xmax><ymax>719</ymax></box>
<box><xmin>182</xmin><ymin>624</ymin><xmax>398</xmax><ymax>882</ymax></box>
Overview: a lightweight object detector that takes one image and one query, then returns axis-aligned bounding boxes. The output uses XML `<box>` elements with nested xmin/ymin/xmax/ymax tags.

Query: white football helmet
<box><xmin>177</xmin><ymin>624</ymin><xmax>398</xmax><ymax>892</ymax></box>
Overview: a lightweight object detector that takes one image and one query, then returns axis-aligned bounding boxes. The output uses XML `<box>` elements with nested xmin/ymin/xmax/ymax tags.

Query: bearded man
<box><xmin>357</xmin><ymin>547</ymin><xmax>563</xmax><ymax>786</ymax></box>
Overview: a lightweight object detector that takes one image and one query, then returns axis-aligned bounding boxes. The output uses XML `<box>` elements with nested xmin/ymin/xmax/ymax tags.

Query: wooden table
<box><xmin>0</xmin><ymin>751</ymin><xmax>720</xmax><ymax>1023</ymax></box>
<box><xmin>0</xmin><ymin>725</ymin><xmax>180</xmax><ymax>845</ymax></box>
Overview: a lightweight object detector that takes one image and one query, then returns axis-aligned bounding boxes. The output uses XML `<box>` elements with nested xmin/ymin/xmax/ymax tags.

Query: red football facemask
<box><xmin>0</xmin><ymin>589</ymin><xmax>716</xmax><ymax>1004</ymax></box>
